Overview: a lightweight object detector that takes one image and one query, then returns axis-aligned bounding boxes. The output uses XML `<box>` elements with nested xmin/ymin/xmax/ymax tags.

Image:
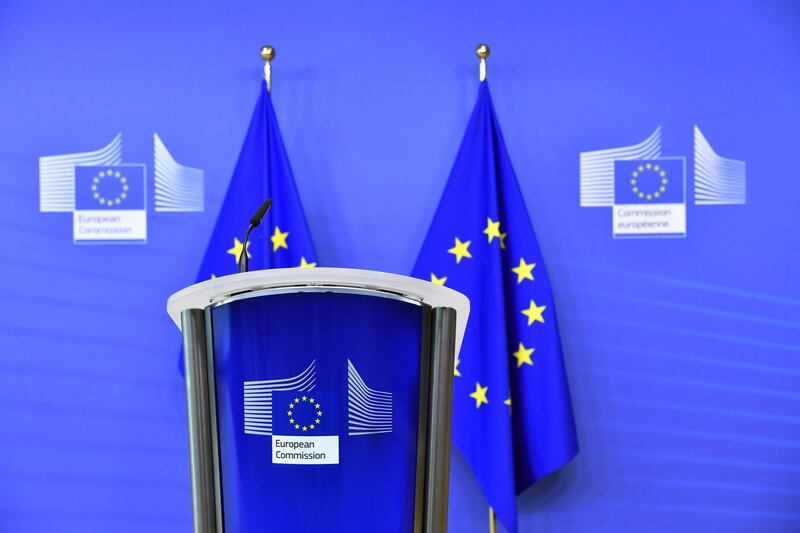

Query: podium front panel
<box><xmin>208</xmin><ymin>289</ymin><xmax>428</xmax><ymax>532</ymax></box>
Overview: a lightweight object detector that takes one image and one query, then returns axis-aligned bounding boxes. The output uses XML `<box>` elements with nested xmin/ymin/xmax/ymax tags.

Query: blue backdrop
<box><xmin>0</xmin><ymin>0</ymin><xmax>798</xmax><ymax>531</ymax></box>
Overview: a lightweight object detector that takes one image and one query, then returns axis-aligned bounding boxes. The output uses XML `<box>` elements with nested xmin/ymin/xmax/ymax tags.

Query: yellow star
<box><xmin>287</xmin><ymin>410</ymin><xmax>292</xmax><ymax>416</ymax></box>
<box><xmin>302</xmin><ymin>426</ymin><xmax>308</xmax><ymax>432</ymax></box>
<box><xmin>512</xmin><ymin>342</ymin><xmax>534</xmax><ymax>368</ymax></box>
<box><xmin>317</xmin><ymin>410</ymin><xmax>323</xmax><ymax>416</ymax></box>
<box><xmin>309</xmin><ymin>397</ymin><xmax>315</xmax><ymax>403</ymax></box>
<box><xmin>430</xmin><ymin>273</ymin><xmax>447</xmax><ymax>286</ymax></box>
<box><xmin>448</xmin><ymin>237</ymin><xmax>472</xmax><ymax>264</ymax></box>
<box><xmin>270</xmin><ymin>226</ymin><xmax>289</xmax><ymax>252</ymax></box>
<box><xmin>483</xmin><ymin>217</ymin><xmax>502</xmax><ymax>244</ymax></box>
<box><xmin>499</xmin><ymin>232</ymin><xmax>507</xmax><ymax>250</ymax></box>
<box><xmin>294</xmin><ymin>424</ymin><xmax>300</xmax><ymax>429</ymax></box>
<box><xmin>504</xmin><ymin>397</ymin><xmax>512</xmax><ymax>411</ymax></box>
<box><xmin>310</xmin><ymin>424</ymin><xmax>315</xmax><ymax>430</ymax></box>
<box><xmin>226</xmin><ymin>237</ymin><xmax>251</xmax><ymax>263</ymax></box>
<box><xmin>454</xmin><ymin>356</ymin><xmax>461</xmax><ymax>377</ymax></box>
<box><xmin>521</xmin><ymin>299</ymin><xmax>547</xmax><ymax>326</ymax></box>
<box><xmin>299</xmin><ymin>257</ymin><xmax>316</xmax><ymax>268</ymax></box>
<box><xmin>302</xmin><ymin>395</ymin><xmax>307</xmax><ymax>401</ymax></box>
<box><xmin>469</xmin><ymin>382</ymin><xmax>488</xmax><ymax>408</ymax></box>
<box><xmin>315</xmin><ymin>403</ymin><xmax>320</xmax><ymax>409</ymax></box>
<box><xmin>294</xmin><ymin>397</ymin><xmax>300</xmax><ymax>403</ymax></box>
<box><xmin>511</xmin><ymin>257</ymin><xmax>536</xmax><ymax>283</ymax></box>
<box><xmin>315</xmin><ymin>418</ymin><xmax>320</xmax><ymax>424</ymax></box>
<box><xmin>289</xmin><ymin>418</ymin><xmax>294</xmax><ymax>424</ymax></box>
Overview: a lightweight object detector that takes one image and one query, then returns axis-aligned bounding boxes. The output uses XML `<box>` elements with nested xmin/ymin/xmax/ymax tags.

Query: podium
<box><xmin>168</xmin><ymin>268</ymin><xmax>469</xmax><ymax>533</ymax></box>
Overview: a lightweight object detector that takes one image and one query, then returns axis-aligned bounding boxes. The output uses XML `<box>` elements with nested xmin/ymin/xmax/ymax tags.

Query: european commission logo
<box><xmin>74</xmin><ymin>165</ymin><xmax>147</xmax><ymax>243</ymax></box>
<box><xmin>580</xmin><ymin>126</ymin><xmax>746</xmax><ymax>238</ymax></box>
<box><xmin>244</xmin><ymin>359</ymin><xmax>392</xmax><ymax>465</ymax></box>
<box><xmin>39</xmin><ymin>132</ymin><xmax>204</xmax><ymax>244</ymax></box>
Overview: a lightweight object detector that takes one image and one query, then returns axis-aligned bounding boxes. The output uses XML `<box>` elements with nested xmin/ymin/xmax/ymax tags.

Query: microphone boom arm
<box><xmin>238</xmin><ymin>198</ymin><xmax>273</xmax><ymax>273</ymax></box>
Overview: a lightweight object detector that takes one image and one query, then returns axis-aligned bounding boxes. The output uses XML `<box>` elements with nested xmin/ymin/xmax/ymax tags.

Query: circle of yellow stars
<box><xmin>430</xmin><ymin>215</ymin><xmax>549</xmax><ymax>413</ymax></box>
<box><xmin>630</xmin><ymin>162</ymin><xmax>668</xmax><ymax>201</ymax></box>
<box><xmin>287</xmin><ymin>395</ymin><xmax>323</xmax><ymax>432</ymax></box>
<box><xmin>91</xmin><ymin>169</ymin><xmax>129</xmax><ymax>207</ymax></box>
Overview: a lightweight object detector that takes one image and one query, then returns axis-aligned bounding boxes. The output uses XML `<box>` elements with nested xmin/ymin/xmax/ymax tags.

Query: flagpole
<box><xmin>476</xmin><ymin>43</ymin><xmax>490</xmax><ymax>81</ymax></box>
<box><xmin>477</xmin><ymin>41</ymin><xmax>495</xmax><ymax>533</ymax></box>
<box><xmin>260</xmin><ymin>44</ymin><xmax>275</xmax><ymax>93</ymax></box>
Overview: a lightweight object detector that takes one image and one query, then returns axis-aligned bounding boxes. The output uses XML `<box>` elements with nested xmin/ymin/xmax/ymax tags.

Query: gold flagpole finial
<box><xmin>489</xmin><ymin>506</ymin><xmax>497</xmax><ymax>533</ymax></box>
<box><xmin>260</xmin><ymin>45</ymin><xmax>275</xmax><ymax>93</ymax></box>
<box><xmin>476</xmin><ymin>43</ymin><xmax>490</xmax><ymax>82</ymax></box>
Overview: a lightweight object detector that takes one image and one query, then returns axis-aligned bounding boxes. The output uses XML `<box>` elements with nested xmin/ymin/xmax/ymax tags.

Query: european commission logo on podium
<box><xmin>580</xmin><ymin>126</ymin><xmax>746</xmax><ymax>238</ymax></box>
<box><xmin>39</xmin><ymin>132</ymin><xmax>204</xmax><ymax>244</ymax></box>
<box><xmin>243</xmin><ymin>359</ymin><xmax>393</xmax><ymax>466</ymax></box>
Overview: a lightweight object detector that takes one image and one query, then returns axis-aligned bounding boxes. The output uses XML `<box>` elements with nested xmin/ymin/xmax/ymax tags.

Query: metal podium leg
<box><xmin>181</xmin><ymin>309</ymin><xmax>218</xmax><ymax>533</ymax></box>
<box><xmin>424</xmin><ymin>307</ymin><xmax>457</xmax><ymax>533</ymax></box>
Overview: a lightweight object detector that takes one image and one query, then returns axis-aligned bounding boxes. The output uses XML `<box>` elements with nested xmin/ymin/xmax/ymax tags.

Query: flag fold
<box><xmin>196</xmin><ymin>80</ymin><xmax>317</xmax><ymax>281</ymax></box>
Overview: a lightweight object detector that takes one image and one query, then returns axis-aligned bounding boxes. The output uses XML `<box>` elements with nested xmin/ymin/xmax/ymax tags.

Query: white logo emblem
<box><xmin>693</xmin><ymin>126</ymin><xmax>746</xmax><ymax>205</ymax></box>
<box><xmin>579</xmin><ymin>126</ymin><xmax>745</xmax><ymax>238</ymax></box>
<box><xmin>347</xmin><ymin>359</ymin><xmax>393</xmax><ymax>436</ymax></box>
<box><xmin>154</xmin><ymin>133</ymin><xmax>205</xmax><ymax>212</ymax></box>
<box><xmin>39</xmin><ymin>132</ymin><xmax>204</xmax><ymax>244</ymax></box>
<box><xmin>244</xmin><ymin>359</ymin><xmax>393</xmax><ymax>465</ymax></box>
<box><xmin>243</xmin><ymin>359</ymin><xmax>316</xmax><ymax>436</ymax></box>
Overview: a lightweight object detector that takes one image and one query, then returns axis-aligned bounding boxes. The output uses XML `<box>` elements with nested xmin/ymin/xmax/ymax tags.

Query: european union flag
<box><xmin>75</xmin><ymin>165</ymin><xmax>145</xmax><ymax>210</ymax></box>
<box><xmin>614</xmin><ymin>158</ymin><xmax>685</xmax><ymax>205</ymax></box>
<box><xmin>196</xmin><ymin>80</ymin><xmax>317</xmax><ymax>279</ymax></box>
<box><xmin>271</xmin><ymin>391</ymin><xmax>336</xmax><ymax>436</ymax></box>
<box><xmin>411</xmin><ymin>82</ymin><xmax>578</xmax><ymax>532</ymax></box>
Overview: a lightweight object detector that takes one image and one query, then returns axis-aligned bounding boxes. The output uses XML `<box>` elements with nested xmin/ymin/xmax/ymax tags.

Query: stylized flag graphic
<box><xmin>153</xmin><ymin>133</ymin><xmax>204</xmax><ymax>212</ymax></box>
<box><xmin>347</xmin><ymin>359</ymin><xmax>393</xmax><ymax>436</ymax></box>
<box><xmin>243</xmin><ymin>360</ymin><xmax>316</xmax><ymax>436</ymax></box>
<box><xmin>39</xmin><ymin>133</ymin><xmax>123</xmax><ymax>212</ymax></box>
<box><xmin>579</xmin><ymin>127</ymin><xmax>662</xmax><ymax>207</ymax></box>
<box><xmin>693</xmin><ymin>125</ymin><xmax>746</xmax><ymax>205</ymax></box>
<box><xmin>411</xmin><ymin>82</ymin><xmax>578</xmax><ymax>532</ymax></box>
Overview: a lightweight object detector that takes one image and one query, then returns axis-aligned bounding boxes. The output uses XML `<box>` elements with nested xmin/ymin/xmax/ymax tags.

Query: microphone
<box><xmin>238</xmin><ymin>198</ymin><xmax>272</xmax><ymax>273</ymax></box>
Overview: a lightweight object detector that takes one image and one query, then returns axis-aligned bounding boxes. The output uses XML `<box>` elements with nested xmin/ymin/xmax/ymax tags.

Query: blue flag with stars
<box><xmin>411</xmin><ymin>82</ymin><xmax>578</xmax><ymax>532</ymax></box>
<box><xmin>196</xmin><ymin>80</ymin><xmax>317</xmax><ymax>280</ymax></box>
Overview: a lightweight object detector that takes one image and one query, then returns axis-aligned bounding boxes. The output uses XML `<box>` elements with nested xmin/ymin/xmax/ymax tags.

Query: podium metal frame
<box><xmin>180</xmin><ymin>284</ymin><xmax>457</xmax><ymax>533</ymax></box>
